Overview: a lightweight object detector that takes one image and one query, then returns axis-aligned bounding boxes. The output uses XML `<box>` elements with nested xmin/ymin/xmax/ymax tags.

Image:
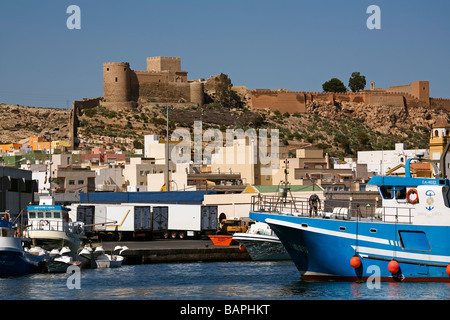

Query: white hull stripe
<box><xmin>265</xmin><ymin>218</ymin><xmax>390</xmax><ymax>245</ymax></box>
<box><xmin>232</xmin><ymin>234</ymin><xmax>281</xmax><ymax>243</ymax></box>
<box><xmin>263</xmin><ymin>218</ymin><xmax>450</xmax><ymax>265</ymax></box>
<box><xmin>352</xmin><ymin>245</ymin><xmax>450</xmax><ymax>265</ymax></box>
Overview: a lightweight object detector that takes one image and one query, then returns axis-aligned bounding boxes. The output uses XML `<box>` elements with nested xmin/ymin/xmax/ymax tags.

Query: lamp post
<box><xmin>164</xmin><ymin>106</ymin><xmax>174</xmax><ymax>192</ymax></box>
<box><xmin>42</xmin><ymin>130</ymin><xmax>58</xmax><ymax>196</ymax></box>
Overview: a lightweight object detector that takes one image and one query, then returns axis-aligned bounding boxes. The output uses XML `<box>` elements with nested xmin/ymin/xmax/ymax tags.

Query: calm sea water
<box><xmin>1</xmin><ymin>260</ymin><xmax>450</xmax><ymax>300</ymax></box>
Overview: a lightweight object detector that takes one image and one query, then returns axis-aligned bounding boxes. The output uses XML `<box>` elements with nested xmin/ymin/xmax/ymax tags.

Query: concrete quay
<box><xmin>92</xmin><ymin>239</ymin><xmax>251</xmax><ymax>265</ymax></box>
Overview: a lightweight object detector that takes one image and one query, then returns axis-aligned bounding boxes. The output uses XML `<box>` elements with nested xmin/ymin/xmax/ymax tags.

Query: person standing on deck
<box><xmin>309</xmin><ymin>194</ymin><xmax>321</xmax><ymax>217</ymax></box>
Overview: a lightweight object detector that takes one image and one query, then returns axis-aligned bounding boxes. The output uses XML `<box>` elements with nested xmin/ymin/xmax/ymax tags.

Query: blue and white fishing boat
<box><xmin>250</xmin><ymin>155</ymin><xmax>450</xmax><ymax>282</ymax></box>
<box><xmin>24</xmin><ymin>197</ymin><xmax>85</xmax><ymax>256</ymax></box>
<box><xmin>0</xmin><ymin>212</ymin><xmax>47</xmax><ymax>276</ymax></box>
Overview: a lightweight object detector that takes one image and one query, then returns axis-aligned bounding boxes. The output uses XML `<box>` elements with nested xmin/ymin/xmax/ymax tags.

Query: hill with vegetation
<box><xmin>1</xmin><ymin>73</ymin><xmax>446</xmax><ymax>158</ymax></box>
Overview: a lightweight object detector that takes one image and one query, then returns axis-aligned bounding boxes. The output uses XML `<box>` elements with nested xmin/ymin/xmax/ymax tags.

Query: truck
<box><xmin>219</xmin><ymin>217</ymin><xmax>253</xmax><ymax>235</ymax></box>
<box><xmin>76</xmin><ymin>203</ymin><xmax>218</xmax><ymax>241</ymax></box>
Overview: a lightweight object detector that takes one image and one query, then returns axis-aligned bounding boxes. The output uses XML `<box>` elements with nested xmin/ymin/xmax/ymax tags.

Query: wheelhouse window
<box><xmin>379</xmin><ymin>186</ymin><xmax>406</xmax><ymax>200</ymax></box>
<box><xmin>45</xmin><ymin>212</ymin><xmax>52</xmax><ymax>218</ymax></box>
<box><xmin>54</xmin><ymin>212</ymin><xmax>61</xmax><ymax>219</ymax></box>
<box><xmin>37</xmin><ymin>212</ymin><xmax>44</xmax><ymax>219</ymax></box>
<box><xmin>29</xmin><ymin>212</ymin><xmax>36</xmax><ymax>219</ymax></box>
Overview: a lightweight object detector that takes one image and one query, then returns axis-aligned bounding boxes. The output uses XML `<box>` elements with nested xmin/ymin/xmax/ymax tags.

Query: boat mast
<box><xmin>439</xmin><ymin>138</ymin><xmax>450</xmax><ymax>178</ymax></box>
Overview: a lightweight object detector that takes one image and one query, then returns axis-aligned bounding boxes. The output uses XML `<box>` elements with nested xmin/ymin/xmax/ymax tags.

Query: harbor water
<box><xmin>1</xmin><ymin>260</ymin><xmax>450</xmax><ymax>300</ymax></box>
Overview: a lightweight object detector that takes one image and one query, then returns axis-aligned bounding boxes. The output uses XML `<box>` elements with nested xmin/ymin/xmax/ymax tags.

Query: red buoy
<box><xmin>388</xmin><ymin>260</ymin><xmax>400</xmax><ymax>274</ymax></box>
<box><xmin>446</xmin><ymin>265</ymin><xmax>450</xmax><ymax>276</ymax></box>
<box><xmin>350</xmin><ymin>256</ymin><xmax>361</xmax><ymax>268</ymax></box>
<box><xmin>239</xmin><ymin>244</ymin><xmax>246</xmax><ymax>252</ymax></box>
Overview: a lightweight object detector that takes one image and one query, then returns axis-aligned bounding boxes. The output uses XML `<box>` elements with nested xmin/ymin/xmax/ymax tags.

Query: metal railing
<box><xmin>28</xmin><ymin>220</ymin><xmax>67</xmax><ymax>232</ymax></box>
<box><xmin>251</xmin><ymin>194</ymin><xmax>415</xmax><ymax>224</ymax></box>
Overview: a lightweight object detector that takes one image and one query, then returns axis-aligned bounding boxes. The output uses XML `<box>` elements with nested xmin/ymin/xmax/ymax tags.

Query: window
<box><xmin>106</xmin><ymin>68</ymin><xmax>109</xmax><ymax>71</ymax></box>
<box><xmin>45</xmin><ymin>212</ymin><xmax>52</xmax><ymax>218</ymax></box>
<box><xmin>115</xmin><ymin>77</ymin><xmax>118</xmax><ymax>82</ymax></box>
<box><xmin>69</xmin><ymin>180</ymin><xmax>75</xmax><ymax>185</ymax></box>
<box><xmin>29</xmin><ymin>212</ymin><xmax>36</xmax><ymax>219</ymax></box>
<box><xmin>37</xmin><ymin>212</ymin><xmax>44</xmax><ymax>219</ymax></box>
<box><xmin>399</xmin><ymin>231</ymin><xmax>430</xmax><ymax>251</ymax></box>
<box><xmin>78</xmin><ymin>180</ymin><xmax>84</xmax><ymax>185</ymax></box>
<box><xmin>379</xmin><ymin>186</ymin><xmax>406</xmax><ymax>200</ymax></box>
<box><xmin>379</xmin><ymin>186</ymin><xmax>394</xmax><ymax>199</ymax></box>
<box><xmin>54</xmin><ymin>212</ymin><xmax>61</xmax><ymax>219</ymax></box>
<box><xmin>395</xmin><ymin>187</ymin><xmax>406</xmax><ymax>200</ymax></box>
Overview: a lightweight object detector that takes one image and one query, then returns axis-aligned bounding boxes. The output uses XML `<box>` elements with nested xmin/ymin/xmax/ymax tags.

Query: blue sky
<box><xmin>0</xmin><ymin>0</ymin><xmax>449</xmax><ymax>108</ymax></box>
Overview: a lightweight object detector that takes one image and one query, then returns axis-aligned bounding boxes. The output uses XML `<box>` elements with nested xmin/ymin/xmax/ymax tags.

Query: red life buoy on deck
<box><xmin>406</xmin><ymin>189</ymin><xmax>419</xmax><ymax>204</ymax></box>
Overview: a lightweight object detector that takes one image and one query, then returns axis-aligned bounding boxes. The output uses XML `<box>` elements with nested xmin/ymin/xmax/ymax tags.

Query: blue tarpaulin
<box><xmin>79</xmin><ymin>190</ymin><xmax>215</xmax><ymax>204</ymax></box>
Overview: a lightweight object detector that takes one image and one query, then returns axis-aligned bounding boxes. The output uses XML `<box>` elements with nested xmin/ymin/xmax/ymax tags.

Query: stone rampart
<box><xmin>248</xmin><ymin>89</ymin><xmax>428</xmax><ymax>113</ymax></box>
<box><xmin>430</xmin><ymin>98</ymin><xmax>450</xmax><ymax>111</ymax></box>
<box><xmin>69</xmin><ymin>97</ymin><xmax>103</xmax><ymax>149</ymax></box>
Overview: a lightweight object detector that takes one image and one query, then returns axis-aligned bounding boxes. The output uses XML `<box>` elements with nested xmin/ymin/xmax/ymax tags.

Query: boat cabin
<box><xmin>368</xmin><ymin>158</ymin><xmax>450</xmax><ymax>225</ymax></box>
<box><xmin>0</xmin><ymin>212</ymin><xmax>13</xmax><ymax>237</ymax></box>
<box><xmin>26</xmin><ymin>205</ymin><xmax>71</xmax><ymax>232</ymax></box>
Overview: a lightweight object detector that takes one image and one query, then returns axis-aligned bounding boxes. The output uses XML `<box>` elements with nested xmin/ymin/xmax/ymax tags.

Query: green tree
<box><xmin>322</xmin><ymin>78</ymin><xmax>347</xmax><ymax>93</ymax></box>
<box><xmin>348</xmin><ymin>72</ymin><xmax>366</xmax><ymax>92</ymax></box>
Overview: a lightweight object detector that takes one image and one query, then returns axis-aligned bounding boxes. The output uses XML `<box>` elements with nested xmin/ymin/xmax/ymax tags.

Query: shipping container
<box><xmin>76</xmin><ymin>203</ymin><xmax>218</xmax><ymax>241</ymax></box>
<box><xmin>165</xmin><ymin>204</ymin><xmax>218</xmax><ymax>239</ymax></box>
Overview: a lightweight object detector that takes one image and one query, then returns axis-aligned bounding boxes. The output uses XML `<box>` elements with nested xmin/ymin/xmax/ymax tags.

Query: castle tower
<box><xmin>190</xmin><ymin>81</ymin><xmax>204</xmax><ymax>106</ymax></box>
<box><xmin>103</xmin><ymin>62</ymin><xmax>131</xmax><ymax>103</ymax></box>
<box><xmin>430</xmin><ymin>117</ymin><xmax>450</xmax><ymax>162</ymax></box>
<box><xmin>411</xmin><ymin>81</ymin><xmax>430</xmax><ymax>105</ymax></box>
<box><xmin>147</xmin><ymin>56</ymin><xmax>181</xmax><ymax>73</ymax></box>
<box><xmin>146</xmin><ymin>57</ymin><xmax>187</xmax><ymax>83</ymax></box>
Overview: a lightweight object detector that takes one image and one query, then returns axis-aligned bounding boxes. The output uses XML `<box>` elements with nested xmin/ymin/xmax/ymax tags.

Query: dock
<box><xmin>93</xmin><ymin>239</ymin><xmax>251</xmax><ymax>264</ymax></box>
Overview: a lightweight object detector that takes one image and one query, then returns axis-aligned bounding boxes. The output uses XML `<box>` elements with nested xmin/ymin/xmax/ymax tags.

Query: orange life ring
<box><xmin>406</xmin><ymin>188</ymin><xmax>419</xmax><ymax>204</ymax></box>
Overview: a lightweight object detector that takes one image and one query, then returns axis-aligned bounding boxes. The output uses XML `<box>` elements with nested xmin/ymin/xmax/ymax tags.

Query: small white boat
<box><xmin>232</xmin><ymin>222</ymin><xmax>290</xmax><ymax>261</ymax></box>
<box><xmin>78</xmin><ymin>245</ymin><xmax>95</xmax><ymax>268</ymax></box>
<box><xmin>93</xmin><ymin>246</ymin><xmax>124</xmax><ymax>268</ymax></box>
<box><xmin>47</xmin><ymin>246</ymin><xmax>82</xmax><ymax>273</ymax></box>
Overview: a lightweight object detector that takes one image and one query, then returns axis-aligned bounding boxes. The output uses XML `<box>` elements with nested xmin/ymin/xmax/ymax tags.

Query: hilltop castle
<box><xmin>102</xmin><ymin>56</ymin><xmax>204</xmax><ymax>109</ymax></box>
<box><xmin>69</xmin><ymin>55</ymin><xmax>450</xmax><ymax>149</ymax></box>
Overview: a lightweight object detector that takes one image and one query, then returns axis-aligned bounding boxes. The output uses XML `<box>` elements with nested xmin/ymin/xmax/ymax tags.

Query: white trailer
<box><xmin>166</xmin><ymin>204</ymin><xmax>218</xmax><ymax>239</ymax></box>
<box><xmin>76</xmin><ymin>203</ymin><xmax>217</xmax><ymax>240</ymax></box>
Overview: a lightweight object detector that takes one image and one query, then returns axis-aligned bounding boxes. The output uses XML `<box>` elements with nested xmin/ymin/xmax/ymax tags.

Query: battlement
<box><xmin>147</xmin><ymin>56</ymin><xmax>181</xmax><ymax>61</ymax></box>
<box><xmin>133</xmin><ymin>69</ymin><xmax>169</xmax><ymax>74</ymax></box>
<box><xmin>248</xmin><ymin>86</ymin><xmax>430</xmax><ymax>113</ymax></box>
<box><xmin>103</xmin><ymin>62</ymin><xmax>130</xmax><ymax>67</ymax></box>
<box><xmin>249</xmin><ymin>89</ymin><xmax>419</xmax><ymax>99</ymax></box>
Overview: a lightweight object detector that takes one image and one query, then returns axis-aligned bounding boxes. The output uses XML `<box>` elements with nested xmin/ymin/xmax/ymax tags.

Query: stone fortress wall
<box><xmin>247</xmin><ymin>81</ymin><xmax>445</xmax><ymax>113</ymax></box>
<box><xmin>69</xmin><ymin>55</ymin><xmax>450</xmax><ymax>149</ymax></box>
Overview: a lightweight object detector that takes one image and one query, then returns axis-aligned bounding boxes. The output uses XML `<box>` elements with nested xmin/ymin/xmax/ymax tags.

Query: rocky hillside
<box><xmin>1</xmin><ymin>99</ymin><xmax>447</xmax><ymax>159</ymax></box>
<box><xmin>0</xmin><ymin>104</ymin><xmax>71</xmax><ymax>145</ymax></box>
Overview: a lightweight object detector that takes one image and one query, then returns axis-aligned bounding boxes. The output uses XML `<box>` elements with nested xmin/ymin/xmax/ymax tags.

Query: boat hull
<box><xmin>250</xmin><ymin>211</ymin><xmax>450</xmax><ymax>282</ymax></box>
<box><xmin>0</xmin><ymin>238</ymin><xmax>46</xmax><ymax>276</ymax></box>
<box><xmin>25</xmin><ymin>230</ymin><xmax>81</xmax><ymax>255</ymax></box>
<box><xmin>232</xmin><ymin>233</ymin><xmax>290</xmax><ymax>261</ymax></box>
<box><xmin>208</xmin><ymin>235</ymin><xmax>238</xmax><ymax>246</ymax></box>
